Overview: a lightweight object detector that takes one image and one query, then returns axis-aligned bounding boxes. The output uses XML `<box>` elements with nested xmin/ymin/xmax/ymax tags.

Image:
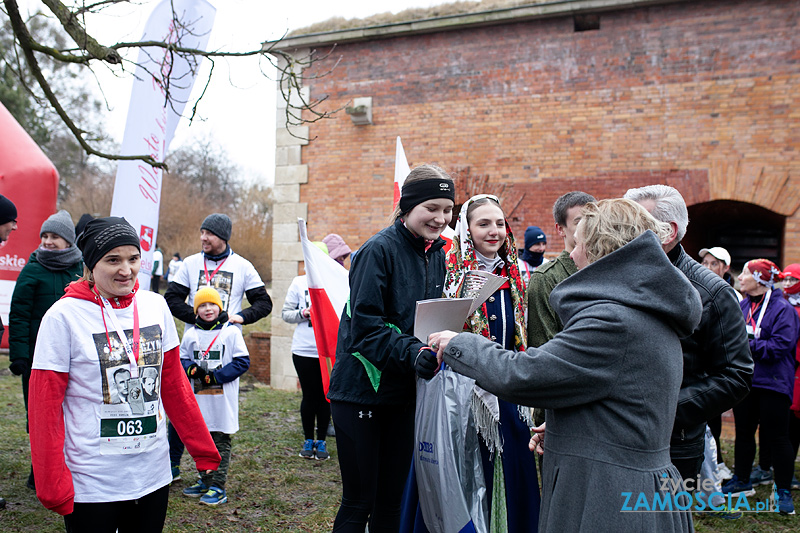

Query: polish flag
<box><xmin>394</xmin><ymin>136</ymin><xmax>455</xmax><ymax>250</ymax></box>
<box><xmin>299</xmin><ymin>219</ymin><xmax>349</xmax><ymax>399</ymax></box>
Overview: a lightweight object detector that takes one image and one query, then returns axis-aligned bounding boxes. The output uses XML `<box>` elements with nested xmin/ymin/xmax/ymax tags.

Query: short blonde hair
<box><xmin>579</xmin><ymin>198</ymin><xmax>672</xmax><ymax>264</ymax></box>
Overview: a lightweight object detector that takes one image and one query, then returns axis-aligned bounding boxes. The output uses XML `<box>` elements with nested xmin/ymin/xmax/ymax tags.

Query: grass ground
<box><xmin>0</xmin><ymin>367</ymin><xmax>797</xmax><ymax>532</ymax></box>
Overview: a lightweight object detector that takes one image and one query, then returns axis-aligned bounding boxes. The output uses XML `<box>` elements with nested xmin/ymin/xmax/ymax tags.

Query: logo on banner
<box><xmin>140</xmin><ymin>226</ymin><xmax>154</xmax><ymax>251</ymax></box>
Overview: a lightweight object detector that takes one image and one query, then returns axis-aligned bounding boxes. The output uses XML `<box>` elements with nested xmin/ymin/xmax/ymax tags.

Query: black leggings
<box><xmin>733</xmin><ymin>388</ymin><xmax>794</xmax><ymax>490</ymax></box>
<box><xmin>293</xmin><ymin>354</ymin><xmax>331</xmax><ymax>441</ymax></box>
<box><xmin>330</xmin><ymin>401</ymin><xmax>415</xmax><ymax>533</ymax></box>
<box><xmin>64</xmin><ymin>484</ymin><xmax>169</xmax><ymax>533</ymax></box>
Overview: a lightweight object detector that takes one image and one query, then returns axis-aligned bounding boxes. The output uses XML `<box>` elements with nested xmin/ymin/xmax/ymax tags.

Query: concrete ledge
<box><xmin>266</xmin><ymin>0</ymin><xmax>686</xmax><ymax>50</ymax></box>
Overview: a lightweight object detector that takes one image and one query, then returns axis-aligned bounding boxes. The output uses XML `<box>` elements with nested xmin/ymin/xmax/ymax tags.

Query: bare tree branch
<box><xmin>2</xmin><ymin>0</ymin><xmax>342</xmax><ymax>165</ymax></box>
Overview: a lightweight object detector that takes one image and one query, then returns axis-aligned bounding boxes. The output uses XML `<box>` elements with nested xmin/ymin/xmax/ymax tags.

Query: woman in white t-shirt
<box><xmin>28</xmin><ymin>217</ymin><xmax>220</xmax><ymax>532</ymax></box>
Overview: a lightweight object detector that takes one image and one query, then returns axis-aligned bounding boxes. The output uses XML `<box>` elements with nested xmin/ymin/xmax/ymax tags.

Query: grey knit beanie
<box><xmin>41</xmin><ymin>210</ymin><xmax>76</xmax><ymax>245</ymax></box>
<box><xmin>201</xmin><ymin>213</ymin><xmax>232</xmax><ymax>242</ymax></box>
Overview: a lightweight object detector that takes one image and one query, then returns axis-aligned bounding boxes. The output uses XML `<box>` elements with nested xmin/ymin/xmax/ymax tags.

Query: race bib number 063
<box><xmin>101</xmin><ymin>416</ymin><xmax>157</xmax><ymax>437</ymax></box>
<box><xmin>99</xmin><ymin>415</ymin><xmax>159</xmax><ymax>455</ymax></box>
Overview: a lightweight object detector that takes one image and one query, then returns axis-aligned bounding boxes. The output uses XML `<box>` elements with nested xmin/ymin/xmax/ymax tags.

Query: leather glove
<box><xmin>414</xmin><ymin>348</ymin><xmax>438</xmax><ymax>380</ymax></box>
<box><xmin>9</xmin><ymin>358</ymin><xmax>30</xmax><ymax>376</ymax></box>
<box><xmin>186</xmin><ymin>364</ymin><xmax>206</xmax><ymax>381</ymax></box>
<box><xmin>203</xmin><ymin>371</ymin><xmax>219</xmax><ymax>385</ymax></box>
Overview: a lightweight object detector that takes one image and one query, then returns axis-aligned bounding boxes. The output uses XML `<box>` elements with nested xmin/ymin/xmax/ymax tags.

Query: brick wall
<box><xmin>268</xmin><ymin>0</ymin><xmax>800</xmax><ymax>390</ymax></box>
<box><xmin>295</xmin><ymin>0</ymin><xmax>800</xmax><ymax>253</ymax></box>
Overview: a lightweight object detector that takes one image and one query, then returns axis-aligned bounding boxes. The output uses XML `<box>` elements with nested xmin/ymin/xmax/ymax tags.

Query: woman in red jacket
<box><xmin>28</xmin><ymin>217</ymin><xmax>220</xmax><ymax>532</ymax></box>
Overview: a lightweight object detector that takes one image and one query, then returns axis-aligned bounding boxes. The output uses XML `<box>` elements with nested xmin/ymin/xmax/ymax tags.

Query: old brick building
<box><xmin>266</xmin><ymin>0</ymin><xmax>800</xmax><ymax>389</ymax></box>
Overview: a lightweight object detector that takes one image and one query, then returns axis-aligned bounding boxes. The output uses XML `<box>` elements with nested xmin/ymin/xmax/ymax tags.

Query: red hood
<box><xmin>63</xmin><ymin>279</ymin><xmax>140</xmax><ymax>309</ymax></box>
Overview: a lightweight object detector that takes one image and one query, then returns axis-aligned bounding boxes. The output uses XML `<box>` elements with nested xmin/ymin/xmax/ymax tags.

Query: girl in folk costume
<box><xmin>28</xmin><ymin>217</ymin><xmax>220</xmax><ymax>532</ymax></box>
<box><xmin>442</xmin><ymin>194</ymin><xmax>540</xmax><ymax>532</ymax></box>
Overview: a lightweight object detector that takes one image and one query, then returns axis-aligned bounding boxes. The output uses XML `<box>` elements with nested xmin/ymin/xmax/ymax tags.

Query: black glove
<box><xmin>414</xmin><ymin>348</ymin><xmax>438</xmax><ymax>380</ymax></box>
<box><xmin>203</xmin><ymin>371</ymin><xmax>219</xmax><ymax>386</ymax></box>
<box><xmin>9</xmin><ymin>358</ymin><xmax>30</xmax><ymax>376</ymax></box>
<box><xmin>186</xmin><ymin>364</ymin><xmax>206</xmax><ymax>381</ymax></box>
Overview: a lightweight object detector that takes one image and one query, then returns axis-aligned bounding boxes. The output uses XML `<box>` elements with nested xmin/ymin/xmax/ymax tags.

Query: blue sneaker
<box><xmin>182</xmin><ymin>480</ymin><xmax>209</xmax><ymax>497</ymax></box>
<box><xmin>171</xmin><ymin>465</ymin><xmax>181</xmax><ymax>482</ymax></box>
<box><xmin>200</xmin><ymin>486</ymin><xmax>227</xmax><ymax>506</ymax></box>
<box><xmin>749</xmin><ymin>465</ymin><xmax>773</xmax><ymax>486</ymax></box>
<box><xmin>314</xmin><ymin>440</ymin><xmax>329</xmax><ymax>460</ymax></box>
<box><xmin>778</xmin><ymin>489</ymin><xmax>795</xmax><ymax>515</ymax></box>
<box><xmin>721</xmin><ymin>475</ymin><xmax>755</xmax><ymax>497</ymax></box>
<box><xmin>299</xmin><ymin>439</ymin><xmax>314</xmax><ymax>459</ymax></box>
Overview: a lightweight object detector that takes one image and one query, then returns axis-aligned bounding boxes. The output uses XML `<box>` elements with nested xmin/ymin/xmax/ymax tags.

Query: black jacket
<box><xmin>327</xmin><ymin>219</ymin><xmax>447</xmax><ymax>406</ymax></box>
<box><xmin>669</xmin><ymin>246</ymin><xmax>753</xmax><ymax>458</ymax></box>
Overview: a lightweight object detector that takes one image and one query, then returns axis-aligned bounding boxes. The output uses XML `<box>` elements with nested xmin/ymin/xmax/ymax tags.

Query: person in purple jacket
<box><xmin>722</xmin><ymin>259</ymin><xmax>799</xmax><ymax>515</ymax></box>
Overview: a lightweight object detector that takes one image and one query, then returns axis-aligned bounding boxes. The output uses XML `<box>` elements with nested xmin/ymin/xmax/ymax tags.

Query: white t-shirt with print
<box><xmin>284</xmin><ymin>275</ymin><xmax>319</xmax><ymax>358</ymax></box>
<box><xmin>172</xmin><ymin>251</ymin><xmax>264</xmax><ymax>325</ymax></box>
<box><xmin>179</xmin><ymin>325</ymin><xmax>248</xmax><ymax>434</ymax></box>
<box><xmin>32</xmin><ymin>290</ymin><xmax>179</xmax><ymax>503</ymax></box>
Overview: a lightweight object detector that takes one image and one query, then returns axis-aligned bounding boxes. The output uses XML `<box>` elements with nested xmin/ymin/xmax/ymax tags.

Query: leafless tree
<box><xmin>2</xmin><ymin>0</ymin><xmax>340</xmax><ymax>169</ymax></box>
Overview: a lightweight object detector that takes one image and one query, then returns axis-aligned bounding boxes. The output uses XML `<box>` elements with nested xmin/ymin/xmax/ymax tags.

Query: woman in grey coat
<box><xmin>429</xmin><ymin>199</ymin><xmax>702</xmax><ymax>532</ymax></box>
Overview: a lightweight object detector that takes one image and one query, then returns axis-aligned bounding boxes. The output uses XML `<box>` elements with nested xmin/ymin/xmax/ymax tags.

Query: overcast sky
<box><xmin>18</xmin><ymin>0</ymin><xmax>449</xmax><ymax>185</ymax></box>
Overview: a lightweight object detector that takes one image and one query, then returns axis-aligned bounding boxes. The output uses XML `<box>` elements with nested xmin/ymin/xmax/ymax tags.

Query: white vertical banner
<box><xmin>111</xmin><ymin>0</ymin><xmax>216</xmax><ymax>289</ymax></box>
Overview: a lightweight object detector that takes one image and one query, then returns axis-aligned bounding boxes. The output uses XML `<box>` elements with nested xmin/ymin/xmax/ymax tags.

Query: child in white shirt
<box><xmin>179</xmin><ymin>287</ymin><xmax>250</xmax><ymax>506</ymax></box>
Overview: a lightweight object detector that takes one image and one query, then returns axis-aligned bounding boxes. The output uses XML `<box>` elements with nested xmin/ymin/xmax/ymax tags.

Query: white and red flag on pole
<box><xmin>299</xmin><ymin>219</ymin><xmax>349</xmax><ymax>399</ymax></box>
<box><xmin>394</xmin><ymin>136</ymin><xmax>455</xmax><ymax>250</ymax></box>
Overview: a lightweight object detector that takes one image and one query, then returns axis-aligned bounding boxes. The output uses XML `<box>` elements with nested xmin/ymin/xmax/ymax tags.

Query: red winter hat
<box><xmin>746</xmin><ymin>259</ymin><xmax>782</xmax><ymax>288</ymax></box>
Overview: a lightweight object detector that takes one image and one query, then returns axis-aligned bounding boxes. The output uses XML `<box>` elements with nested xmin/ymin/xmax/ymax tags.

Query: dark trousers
<box><xmin>671</xmin><ymin>455</ymin><xmax>704</xmax><ymax>489</ymax></box>
<box><xmin>167</xmin><ymin>421</ymin><xmax>184</xmax><ymax>466</ymax></box>
<box><xmin>151</xmin><ymin>275</ymin><xmax>161</xmax><ymax>293</ymax></box>
<box><xmin>707</xmin><ymin>414</ymin><xmax>724</xmax><ymax>463</ymax></box>
<box><xmin>293</xmin><ymin>354</ymin><xmax>331</xmax><ymax>441</ymax></box>
<box><xmin>733</xmin><ymin>388</ymin><xmax>794</xmax><ymax>490</ymax></box>
<box><xmin>64</xmin><ymin>484</ymin><xmax>169</xmax><ymax>533</ymax></box>
<box><xmin>330</xmin><ymin>401</ymin><xmax>415</xmax><ymax>533</ymax></box>
<box><xmin>201</xmin><ymin>432</ymin><xmax>232</xmax><ymax>489</ymax></box>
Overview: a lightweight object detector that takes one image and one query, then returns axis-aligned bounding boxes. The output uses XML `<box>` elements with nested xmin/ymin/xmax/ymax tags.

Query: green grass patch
<box><xmin>0</xmin><ymin>366</ymin><xmax>797</xmax><ymax>531</ymax></box>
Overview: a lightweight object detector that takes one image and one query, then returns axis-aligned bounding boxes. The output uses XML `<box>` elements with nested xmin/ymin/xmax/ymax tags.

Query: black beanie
<box><xmin>0</xmin><ymin>195</ymin><xmax>18</xmax><ymax>225</ymax></box>
<box><xmin>77</xmin><ymin>217</ymin><xmax>141</xmax><ymax>270</ymax></box>
<box><xmin>201</xmin><ymin>213</ymin><xmax>232</xmax><ymax>242</ymax></box>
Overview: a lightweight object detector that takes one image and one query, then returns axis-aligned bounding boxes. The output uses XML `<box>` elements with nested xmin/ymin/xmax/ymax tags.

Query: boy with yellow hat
<box><xmin>176</xmin><ymin>287</ymin><xmax>250</xmax><ymax>506</ymax></box>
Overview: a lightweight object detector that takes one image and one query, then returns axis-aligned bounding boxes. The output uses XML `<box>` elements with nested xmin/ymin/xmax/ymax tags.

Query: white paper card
<box><xmin>414</xmin><ymin>298</ymin><xmax>473</xmax><ymax>343</ymax></box>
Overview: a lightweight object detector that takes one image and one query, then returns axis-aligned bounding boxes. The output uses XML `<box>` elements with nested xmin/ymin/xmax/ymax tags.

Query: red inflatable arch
<box><xmin>0</xmin><ymin>102</ymin><xmax>59</xmax><ymax>349</ymax></box>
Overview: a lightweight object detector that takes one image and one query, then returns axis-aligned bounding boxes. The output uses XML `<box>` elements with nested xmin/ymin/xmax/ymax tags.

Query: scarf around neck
<box><xmin>442</xmin><ymin>194</ymin><xmax>531</xmax><ymax>458</ymax></box>
<box><xmin>36</xmin><ymin>245</ymin><xmax>83</xmax><ymax>271</ymax></box>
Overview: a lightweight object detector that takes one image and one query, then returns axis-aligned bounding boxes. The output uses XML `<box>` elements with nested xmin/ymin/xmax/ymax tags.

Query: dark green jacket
<box><xmin>526</xmin><ymin>250</ymin><xmax>577</xmax><ymax>349</ymax></box>
<box><xmin>9</xmin><ymin>252</ymin><xmax>83</xmax><ymax>363</ymax></box>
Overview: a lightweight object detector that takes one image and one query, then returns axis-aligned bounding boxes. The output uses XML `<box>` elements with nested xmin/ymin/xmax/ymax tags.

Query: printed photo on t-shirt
<box><xmin>192</xmin><ymin>346</ymin><xmax>224</xmax><ymax>395</ymax></box>
<box><xmin>94</xmin><ymin>324</ymin><xmax>164</xmax><ymax>405</ymax></box>
<box><xmin>195</xmin><ymin>270</ymin><xmax>233</xmax><ymax>311</ymax></box>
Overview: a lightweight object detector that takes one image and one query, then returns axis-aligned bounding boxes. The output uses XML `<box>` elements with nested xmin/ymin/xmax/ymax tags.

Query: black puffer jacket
<box><xmin>327</xmin><ymin>219</ymin><xmax>447</xmax><ymax>406</ymax></box>
<box><xmin>669</xmin><ymin>245</ymin><xmax>753</xmax><ymax>458</ymax></box>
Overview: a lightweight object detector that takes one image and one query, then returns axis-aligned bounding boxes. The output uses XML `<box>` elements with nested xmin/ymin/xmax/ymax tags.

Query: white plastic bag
<box><xmin>414</xmin><ymin>365</ymin><xmax>488</xmax><ymax>533</ymax></box>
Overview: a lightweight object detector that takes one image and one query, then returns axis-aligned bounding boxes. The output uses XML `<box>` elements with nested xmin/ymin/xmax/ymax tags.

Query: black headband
<box><xmin>398</xmin><ymin>179</ymin><xmax>455</xmax><ymax>214</ymax></box>
<box><xmin>77</xmin><ymin>217</ymin><xmax>141</xmax><ymax>270</ymax></box>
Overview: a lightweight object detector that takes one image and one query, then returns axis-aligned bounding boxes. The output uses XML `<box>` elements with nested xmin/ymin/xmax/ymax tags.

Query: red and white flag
<box><xmin>299</xmin><ymin>219</ymin><xmax>349</xmax><ymax>399</ymax></box>
<box><xmin>394</xmin><ymin>136</ymin><xmax>455</xmax><ymax>250</ymax></box>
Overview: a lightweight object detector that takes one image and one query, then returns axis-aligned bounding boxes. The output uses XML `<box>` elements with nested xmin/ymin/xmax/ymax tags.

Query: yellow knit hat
<box><xmin>194</xmin><ymin>286</ymin><xmax>223</xmax><ymax>314</ymax></box>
